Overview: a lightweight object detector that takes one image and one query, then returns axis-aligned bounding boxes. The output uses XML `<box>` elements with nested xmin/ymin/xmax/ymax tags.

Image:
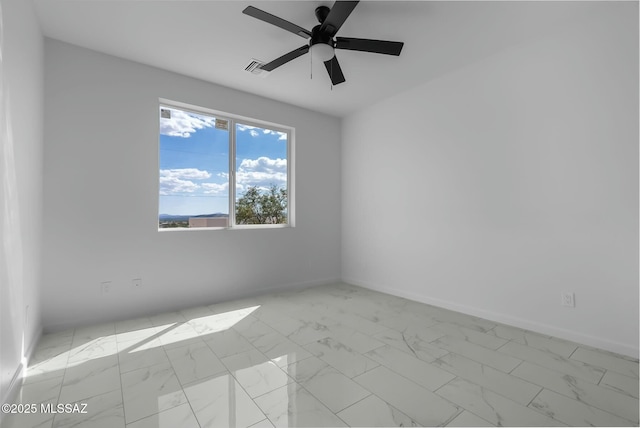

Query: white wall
<box><xmin>342</xmin><ymin>3</ymin><xmax>638</xmax><ymax>357</ymax></box>
<box><xmin>42</xmin><ymin>40</ymin><xmax>341</xmax><ymax>330</ymax></box>
<box><xmin>0</xmin><ymin>0</ymin><xmax>43</xmax><ymax>405</ymax></box>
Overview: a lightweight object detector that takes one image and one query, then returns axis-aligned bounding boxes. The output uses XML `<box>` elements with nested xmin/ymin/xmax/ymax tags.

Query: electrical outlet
<box><xmin>100</xmin><ymin>281</ymin><xmax>112</xmax><ymax>294</ymax></box>
<box><xmin>132</xmin><ymin>278</ymin><xmax>142</xmax><ymax>288</ymax></box>
<box><xmin>561</xmin><ymin>292</ymin><xmax>575</xmax><ymax>307</ymax></box>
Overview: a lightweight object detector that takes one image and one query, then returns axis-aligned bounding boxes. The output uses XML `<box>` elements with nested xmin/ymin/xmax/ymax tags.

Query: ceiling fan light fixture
<box><xmin>310</xmin><ymin>43</ymin><xmax>334</xmax><ymax>62</ymax></box>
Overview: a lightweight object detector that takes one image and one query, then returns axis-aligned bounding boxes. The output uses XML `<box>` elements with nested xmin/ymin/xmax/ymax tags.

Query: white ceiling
<box><xmin>33</xmin><ymin>0</ymin><xmax>597</xmax><ymax>117</ymax></box>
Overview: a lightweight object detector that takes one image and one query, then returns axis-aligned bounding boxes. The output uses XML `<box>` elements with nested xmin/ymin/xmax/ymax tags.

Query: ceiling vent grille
<box><xmin>244</xmin><ymin>59</ymin><xmax>269</xmax><ymax>77</ymax></box>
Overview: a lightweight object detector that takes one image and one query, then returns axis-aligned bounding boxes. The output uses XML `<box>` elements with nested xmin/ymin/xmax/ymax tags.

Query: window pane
<box><xmin>159</xmin><ymin>106</ymin><xmax>229</xmax><ymax>229</ymax></box>
<box><xmin>234</xmin><ymin>123</ymin><xmax>288</xmax><ymax>225</ymax></box>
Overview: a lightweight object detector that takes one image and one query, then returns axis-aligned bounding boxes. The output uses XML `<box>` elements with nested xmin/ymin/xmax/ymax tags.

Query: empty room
<box><xmin>1</xmin><ymin>0</ymin><xmax>638</xmax><ymax>427</ymax></box>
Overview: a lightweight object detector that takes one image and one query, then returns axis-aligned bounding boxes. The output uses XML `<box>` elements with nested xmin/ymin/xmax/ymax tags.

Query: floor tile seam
<box><xmin>19</xmin><ymin>371</ymin><xmax>66</xmax><ymax>392</ymax></box>
<box><xmin>119</xmin><ymin>355</ymin><xmax>182</xmax><ymax>424</ymax></box>
<box><xmin>432</xmin><ymin>339</ymin><xmax>523</xmax><ymax>374</ymax></box>
<box><xmin>52</xmin><ymin>348</ymin><xmax>72</xmax><ymax>414</ymax></box>
<box><xmin>431</xmin><ymin>374</ymin><xmax>461</xmax><ymax>395</ymax></box>
<box><xmin>52</xmin><ymin>387</ymin><xmax>126</xmax><ymax>428</ymax></box>
<box><xmin>426</xmin><ymin>375</ymin><xmax>472</xmax><ymax>421</ymax></box>
<box><xmin>495</xmin><ymin>339</ymin><xmax>587</xmax><ymax>371</ymax></box>
<box><xmin>526</xmin><ymin>387</ymin><xmax>638</xmax><ymax>427</ymax></box>
<box><xmin>153</xmin><ymin>341</ymin><xmax>205</xmax><ymax>428</ymax></box>
<box><xmin>433</xmin><ymin>374</ymin><xmax>556</xmax><ymax>424</ymax></box>
<box><xmin>360</xmin><ymin>364</ymin><xmax>458</xmax><ymax>398</ymax></box>
<box><xmin>515</xmin><ymin>368</ymin><xmax>640</xmax><ymax>425</ymax></box>
<box><xmin>240</xmin><ymin>376</ymin><xmax>297</xmax><ymax>402</ymax></box>
<box><xmin>430</xmin><ymin>356</ymin><xmax>544</xmax><ymax>407</ymax></box>
<box><xmin>370</xmin><ymin>333</ymin><xmax>446</xmax><ymax>364</ymax></box>
<box><xmin>441</xmin><ymin>406</ymin><xmax>467</xmax><ymax>427</ymax></box>
<box><xmin>497</xmin><ymin>337</ymin><xmax>618</xmax><ymax>376</ymax></box>
<box><xmin>359</xmin><ymin>343</ymin><xmax>387</xmax><ymax>361</ymax></box>
<box><xmin>200</xmin><ymin>330</ymin><xmax>256</xmax><ymax>361</ymax></box>
<box><xmin>117</xmin><ymin>358</ymin><xmax>129</xmax><ymax>428</ymax></box>
<box><xmin>473</xmin><ymin>343</ymin><xmax>612</xmax><ymax>387</ymax></box>
<box><xmin>428</xmin><ymin>321</ymin><xmax>509</xmax><ymax>345</ymax></box>
<box><xmin>218</xmin><ymin>344</ymin><xmax>295</xmax><ymax>402</ymax></box>
<box><xmin>301</xmin><ymin>351</ymin><xmax>381</xmax><ymax>380</ymax></box>
<box><xmin>429</xmin><ymin>334</ymin><xmax>520</xmax><ymax>362</ymax></box>
<box><xmin>563</xmin><ymin>344</ymin><xmax>579</xmax><ymax>359</ymax></box>
<box><xmin>572</xmin><ymin>345</ymin><xmax>640</xmax><ymax>364</ymax></box>
<box><xmin>33</xmin><ymin>340</ymin><xmax>75</xmax><ymax>362</ymax></box>
<box><xmin>344</xmin><ymin>358</ymin><xmax>382</xmax><ymax>380</ymax></box>
<box><xmin>569</xmin><ymin>353</ymin><xmax>638</xmax><ymax>380</ymax></box>
<box><xmin>330</xmin><ymin>389</ymin><xmax>374</xmax><ymax>418</ymax></box>
<box><xmin>326</xmin><ymin>392</ymin><xmax>376</xmax><ymax>422</ymax></box>
<box><xmin>337</xmin><ymin>310</ymin><xmax>398</xmax><ymax>335</ymax></box>
<box><xmin>597</xmin><ymin>379</ymin><xmax>640</xmax><ymax>400</ymax></box>
<box><xmin>507</xmin><ymin>358</ymin><xmax>525</xmax><ymax>374</ymax></box>
<box><xmin>445</xmin><ymin>409</ymin><xmax>496</xmax><ymax>427</ymax></box>
<box><xmin>365</xmin><ymin>351</ymin><xmax>458</xmax><ymax>390</ymax></box>
<box><xmin>121</xmin><ymin>356</ymin><xmax>174</xmax><ymax>379</ymax></box>
<box><xmin>261</xmin><ymin>377</ymin><xmax>353</xmax><ymax>425</ymax></box>
<box><xmin>511</xmin><ymin>358</ymin><xmax>639</xmax><ymax>401</ymax></box>
<box><xmin>595</xmin><ymin>367</ymin><xmax>640</xmax><ymax>394</ymax></box>
<box><xmin>425</xmin><ymin>329</ymin><xmax>510</xmax><ymax>353</ymax></box>
<box><xmin>322</xmin><ymin>317</ymin><xmax>399</xmax><ymax>347</ymax></box>
<box><xmin>491</xmin><ymin>337</ymin><xmax>514</xmax><ymax>354</ymax></box>
<box><xmin>299</xmin><ymin>338</ymin><xmax>382</xmax><ymax>377</ymax></box>
<box><xmin>296</xmin><ymin>369</ymin><xmax>369</xmax><ymax>414</ymax></box>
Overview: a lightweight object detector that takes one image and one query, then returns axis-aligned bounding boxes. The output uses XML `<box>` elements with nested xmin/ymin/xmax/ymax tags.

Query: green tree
<box><xmin>236</xmin><ymin>185</ymin><xmax>287</xmax><ymax>224</ymax></box>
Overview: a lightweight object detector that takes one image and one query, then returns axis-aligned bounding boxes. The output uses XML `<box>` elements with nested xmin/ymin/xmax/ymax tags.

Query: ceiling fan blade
<box><xmin>320</xmin><ymin>1</ymin><xmax>359</xmax><ymax>37</ymax></box>
<box><xmin>335</xmin><ymin>37</ymin><xmax>404</xmax><ymax>56</ymax></box>
<box><xmin>243</xmin><ymin>6</ymin><xmax>312</xmax><ymax>38</ymax></box>
<box><xmin>324</xmin><ymin>55</ymin><xmax>346</xmax><ymax>85</ymax></box>
<box><xmin>261</xmin><ymin>45</ymin><xmax>310</xmax><ymax>72</ymax></box>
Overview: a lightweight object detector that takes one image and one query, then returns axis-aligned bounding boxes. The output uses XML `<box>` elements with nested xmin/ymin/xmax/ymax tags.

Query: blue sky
<box><xmin>159</xmin><ymin>107</ymin><xmax>287</xmax><ymax>216</ymax></box>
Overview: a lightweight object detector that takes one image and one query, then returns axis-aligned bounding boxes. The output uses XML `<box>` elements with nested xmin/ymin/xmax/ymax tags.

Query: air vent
<box><xmin>244</xmin><ymin>59</ymin><xmax>270</xmax><ymax>77</ymax></box>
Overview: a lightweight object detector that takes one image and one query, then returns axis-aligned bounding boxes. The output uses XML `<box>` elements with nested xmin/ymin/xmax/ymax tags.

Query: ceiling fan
<box><xmin>242</xmin><ymin>1</ymin><xmax>404</xmax><ymax>85</ymax></box>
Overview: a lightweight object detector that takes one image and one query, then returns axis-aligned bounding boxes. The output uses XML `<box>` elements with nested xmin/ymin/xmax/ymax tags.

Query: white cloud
<box><xmin>240</xmin><ymin>157</ymin><xmax>286</xmax><ymax>171</ymax></box>
<box><xmin>160</xmin><ymin>108</ymin><xmax>215</xmax><ymax>138</ymax></box>
<box><xmin>159</xmin><ymin>159</ymin><xmax>286</xmax><ymax>196</ymax></box>
<box><xmin>236</xmin><ymin>124</ymin><xmax>253</xmax><ymax>132</ymax></box>
<box><xmin>201</xmin><ymin>182</ymin><xmax>229</xmax><ymax>195</ymax></box>
<box><xmin>160</xmin><ymin>168</ymin><xmax>211</xmax><ymax>180</ymax></box>
<box><xmin>237</xmin><ymin>124</ymin><xmax>286</xmax><ymax>140</ymax></box>
<box><xmin>236</xmin><ymin>156</ymin><xmax>287</xmax><ymax>190</ymax></box>
<box><xmin>159</xmin><ymin>169</ymin><xmax>211</xmax><ymax>195</ymax></box>
<box><xmin>262</xmin><ymin>128</ymin><xmax>287</xmax><ymax>140</ymax></box>
<box><xmin>159</xmin><ymin>176</ymin><xmax>199</xmax><ymax>195</ymax></box>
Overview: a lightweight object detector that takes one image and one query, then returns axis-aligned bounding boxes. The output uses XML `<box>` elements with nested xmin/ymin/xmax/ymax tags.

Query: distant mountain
<box><xmin>159</xmin><ymin>213</ymin><xmax>228</xmax><ymax>222</ymax></box>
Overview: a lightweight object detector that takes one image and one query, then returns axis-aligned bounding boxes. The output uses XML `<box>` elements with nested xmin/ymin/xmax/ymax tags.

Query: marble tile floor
<box><xmin>4</xmin><ymin>282</ymin><xmax>639</xmax><ymax>428</ymax></box>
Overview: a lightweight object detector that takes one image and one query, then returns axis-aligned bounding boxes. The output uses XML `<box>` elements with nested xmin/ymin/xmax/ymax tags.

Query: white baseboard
<box><xmin>343</xmin><ymin>277</ymin><xmax>639</xmax><ymax>359</ymax></box>
<box><xmin>259</xmin><ymin>277</ymin><xmax>341</xmax><ymax>295</ymax></box>
<box><xmin>2</xmin><ymin>363</ymin><xmax>23</xmax><ymax>405</ymax></box>
<box><xmin>0</xmin><ymin>326</ymin><xmax>43</xmax><ymax>425</ymax></box>
<box><xmin>44</xmin><ymin>277</ymin><xmax>343</xmax><ymax>333</ymax></box>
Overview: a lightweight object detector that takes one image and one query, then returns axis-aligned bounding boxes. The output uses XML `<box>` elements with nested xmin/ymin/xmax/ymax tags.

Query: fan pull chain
<box><xmin>330</xmin><ymin>58</ymin><xmax>333</xmax><ymax>91</ymax></box>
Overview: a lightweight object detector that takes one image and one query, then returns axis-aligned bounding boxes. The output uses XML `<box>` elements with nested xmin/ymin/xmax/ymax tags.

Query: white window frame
<box><xmin>159</xmin><ymin>98</ymin><xmax>295</xmax><ymax>230</ymax></box>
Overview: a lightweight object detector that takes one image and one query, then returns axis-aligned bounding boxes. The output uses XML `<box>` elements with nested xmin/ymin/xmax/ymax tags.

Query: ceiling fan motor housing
<box><xmin>310</xmin><ymin>24</ymin><xmax>335</xmax><ymax>49</ymax></box>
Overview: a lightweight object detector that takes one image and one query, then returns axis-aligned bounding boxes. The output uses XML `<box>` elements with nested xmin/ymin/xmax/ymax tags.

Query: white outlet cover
<box><xmin>561</xmin><ymin>292</ymin><xmax>575</xmax><ymax>307</ymax></box>
<box><xmin>101</xmin><ymin>281</ymin><xmax>112</xmax><ymax>294</ymax></box>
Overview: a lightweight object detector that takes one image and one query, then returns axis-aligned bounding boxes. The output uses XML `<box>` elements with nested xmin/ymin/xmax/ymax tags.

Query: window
<box><xmin>158</xmin><ymin>101</ymin><xmax>292</xmax><ymax>229</ymax></box>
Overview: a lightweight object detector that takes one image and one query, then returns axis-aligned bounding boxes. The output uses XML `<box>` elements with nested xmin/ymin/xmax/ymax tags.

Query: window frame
<box><xmin>159</xmin><ymin>98</ymin><xmax>295</xmax><ymax>230</ymax></box>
